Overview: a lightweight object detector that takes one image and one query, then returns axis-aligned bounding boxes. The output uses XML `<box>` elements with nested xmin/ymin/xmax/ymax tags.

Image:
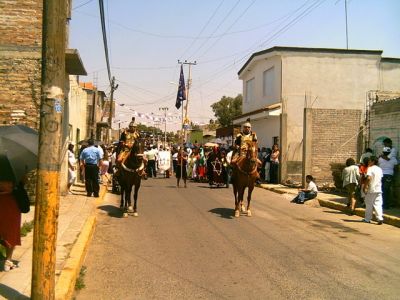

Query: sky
<box><xmin>69</xmin><ymin>0</ymin><xmax>400</xmax><ymax>132</ymax></box>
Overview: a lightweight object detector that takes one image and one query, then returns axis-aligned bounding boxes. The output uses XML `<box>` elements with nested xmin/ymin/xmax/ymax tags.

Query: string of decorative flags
<box><xmin>116</xmin><ymin>103</ymin><xmax>180</xmax><ymax>122</ymax></box>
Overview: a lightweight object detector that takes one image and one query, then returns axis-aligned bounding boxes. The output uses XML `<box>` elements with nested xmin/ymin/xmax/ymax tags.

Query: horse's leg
<box><xmin>232</xmin><ymin>179</ymin><xmax>240</xmax><ymax>217</ymax></box>
<box><xmin>126</xmin><ymin>185</ymin><xmax>133</xmax><ymax>212</ymax></box>
<box><xmin>120</xmin><ymin>184</ymin><xmax>124</xmax><ymax>209</ymax></box>
<box><xmin>238</xmin><ymin>186</ymin><xmax>246</xmax><ymax>215</ymax></box>
<box><xmin>122</xmin><ymin>186</ymin><xmax>132</xmax><ymax>218</ymax></box>
<box><xmin>132</xmin><ymin>176</ymin><xmax>141</xmax><ymax>217</ymax></box>
<box><xmin>247</xmin><ymin>183</ymin><xmax>255</xmax><ymax>217</ymax></box>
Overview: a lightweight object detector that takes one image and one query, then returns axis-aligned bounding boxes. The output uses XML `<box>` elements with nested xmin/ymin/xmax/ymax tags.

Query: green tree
<box><xmin>210</xmin><ymin>94</ymin><xmax>242</xmax><ymax>127</ymax></box>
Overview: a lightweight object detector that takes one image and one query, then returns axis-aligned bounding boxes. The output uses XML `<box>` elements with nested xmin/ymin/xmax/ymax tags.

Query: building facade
<box><xmin>236</xmin><ymin>46</ymin><xmax>400</xmax><ymax>184</ymax></box>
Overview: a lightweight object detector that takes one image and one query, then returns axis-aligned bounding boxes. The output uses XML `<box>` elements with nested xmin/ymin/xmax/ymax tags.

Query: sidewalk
<box><xmin>0</xmin><ymin>183</ymin><xmax>107</xmax><ymax>300</ymax></box>
<box><xmin>258</xmin><ymin>183</ymin><xmax>400</xmax><ymax>228</ymax></box>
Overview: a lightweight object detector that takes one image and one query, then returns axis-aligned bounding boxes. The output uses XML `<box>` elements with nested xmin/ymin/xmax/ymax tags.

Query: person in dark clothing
<box><xmin>79</xmin><ymin>139</ymin><xmax>102</xmax><ymax>197</ymax></box>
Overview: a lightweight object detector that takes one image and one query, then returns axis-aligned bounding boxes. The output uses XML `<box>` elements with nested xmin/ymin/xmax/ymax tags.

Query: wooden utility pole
<box><xmin>107</xmin><ymin>76</ymin><xmax>117</xmax><ymax>143</ymax></box>
<box><xmin>177</xmin><ymin>60</ymin><xmax>196</xmax><ymax>145</ymax></box>
<box><xmin>159</xmin><ymin>107</ymin><xmax>169</xmax><ymax>148</ymax></box>
<box><xmin>31</xmin><ymin>0</ymin><xmax>66</xmax><ymax>299</ymax></box>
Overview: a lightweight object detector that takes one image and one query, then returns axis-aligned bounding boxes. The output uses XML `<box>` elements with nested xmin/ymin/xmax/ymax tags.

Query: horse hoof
<box><xmin>123</xmin><ymin>212</ymin><xmax>128</xmax><ymax>218</ymax></box>
<box><xmin>133</xmin><ymin>212</ymin><xmax>139</xmax><ymax>217</ymax></box>
<box><xmin>247</xmin><ymin>210</ymin><xmax>252</xmax><ymax>217</ymax></box>
<box><xmin>128</xmin><ymin>206</ymin><xmax>133</xmax><ymax>213</ymax></box>
<box><xmin>240</xmin><ymin>204</ymin><xmax>246</xmax><ymax>212</ymax></box>
<box><xmin>234</xmin><ymin>210</ymin><xmax>240</xmax><ymax>218</ymax></box>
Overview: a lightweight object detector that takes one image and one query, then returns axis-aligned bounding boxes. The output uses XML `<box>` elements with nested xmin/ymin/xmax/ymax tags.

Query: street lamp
<box><xmin>159</xmin><ymin>107</ymin><xmax>169</xmax><ymax>148</ymax></box>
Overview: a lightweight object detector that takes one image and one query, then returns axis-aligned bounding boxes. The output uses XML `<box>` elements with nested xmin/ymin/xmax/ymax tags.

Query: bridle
<box><xmin>236</xmin><ymin>141</ymin><xmax>258</xmax><ymax>176</ymax></box>
<box><xmin>122</xmin><ymin>138</ymin><xmax>145</xmax><ymax>174</ymax></box>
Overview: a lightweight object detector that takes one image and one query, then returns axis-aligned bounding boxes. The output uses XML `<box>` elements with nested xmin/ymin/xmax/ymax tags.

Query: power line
<box><xmin>193</xmin><ymin>0</ymin><xmax>326</xmax><ymax>91</ymax></box>
<box><xmin>178</xmin><ymin>0</ymin><xmax>226</xmax><ymax>60</ymax></box>
<box><xmin>98</xmin><ymin>0</ymin><xmax>112</xmax><ymax>84</ymax></box>
<box><xmin>187</xmin><ymin>0</ymin><xmax>242</xmax><ymax>60</ymax></box>
<box><xmin>196</xmin><ymin>0</ymin><xmax>256</xmax><ymax>59</ymax></box>
<box><xmin>73</xmin><ymin>0</ymin><xmax>94</xmax><ymax>10</ymax></box>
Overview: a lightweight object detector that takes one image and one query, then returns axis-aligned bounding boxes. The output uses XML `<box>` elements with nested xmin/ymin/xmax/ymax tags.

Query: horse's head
<box><xmin>127</xmin><ymin>138</ymin><xmax>145</xmax><ymax>167</ymax></box>
<box><xmin>244</xmin><ymin>140</ymin><xmax>258</xmax><ymax>165</ymax></box>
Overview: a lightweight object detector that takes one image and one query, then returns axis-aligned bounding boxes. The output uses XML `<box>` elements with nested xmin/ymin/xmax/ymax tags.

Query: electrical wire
<box><xmin>178</xmin><ymin>0</ymin><xmax>226</xmax><ymax>60</ymax></box>
<box><xmin>186</xmin><ymin>0</ymin><xmax>242</xmax><ymax>60</ymax></box>
<box><xmin>196</xmin><ymin>0</ymin><xmax>256</xmax><ymax>60</ymax></box>
<box><xmin>98</xmin><ymin>0</ymin><xmax>112</xmax><ymax>85</ymax></box>
<box><xmin>73</xmin><ymin>0</ymin><xmax>94</xmax><ymax>10</ymax></box>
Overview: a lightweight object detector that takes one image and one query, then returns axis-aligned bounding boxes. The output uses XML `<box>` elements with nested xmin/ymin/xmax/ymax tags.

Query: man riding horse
<box><xmin>231</xmin><ymin>120</ymin><xmax>259</xmax><ymax>166</ymax></box>
<box><xmin>115</xmin><ymin>117</ymin><xmax>147</xmax><ymax>179</ymax></box>
<box><xmin>230</xmin><ymin>120</ymin><xmax>260</xmax><ymax>217</ymax></box>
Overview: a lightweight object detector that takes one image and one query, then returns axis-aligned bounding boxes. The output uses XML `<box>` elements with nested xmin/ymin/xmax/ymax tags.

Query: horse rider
<box><xmin>230</xmin><ymin>120</ymin><xmax>259</xmax><ymax>166</ymax></box>
<box><xmin>115</xmin><ymin>117</ymin><xmax>147</xmax><ymax>178</ymax></box>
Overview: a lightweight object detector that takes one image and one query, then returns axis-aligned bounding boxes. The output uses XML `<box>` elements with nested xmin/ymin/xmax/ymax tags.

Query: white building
<box><xmin>236</xmin><ymin>46</ymin><xmax>400</xmax><ymax>184</ymax></box>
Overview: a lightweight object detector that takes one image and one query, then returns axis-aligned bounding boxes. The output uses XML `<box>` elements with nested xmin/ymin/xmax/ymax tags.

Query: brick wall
<box><xmin>304</xmin><ymin>109</ymin><xmax>362</xmax><ymax>187</ymax></box>
<box><xmin>369</xmin><ymin>98</ymin><xmax>400</xmax><ymax>205</ymax></box>
<box><xmin>0</xmin><ymin>0</ymin><xmax>42</xmax><ymax>129</ymax></box>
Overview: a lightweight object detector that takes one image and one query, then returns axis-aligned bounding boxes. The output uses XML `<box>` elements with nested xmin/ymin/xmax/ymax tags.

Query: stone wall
<box><xmin>0</xmin><ymin>0</ymin><xmax>43</xmax><ymax>129</ymax></box>
<box><xmin>303</xmin><ymin>108</ymin><xmax>362</xmax><ymax>187</ymax></box>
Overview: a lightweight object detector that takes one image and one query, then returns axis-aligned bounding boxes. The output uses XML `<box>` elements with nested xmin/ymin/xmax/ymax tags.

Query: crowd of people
<box><xmin>2</xmin><ymin>116</ymin><xmax>398</xmax><ymax>272</ymax></box>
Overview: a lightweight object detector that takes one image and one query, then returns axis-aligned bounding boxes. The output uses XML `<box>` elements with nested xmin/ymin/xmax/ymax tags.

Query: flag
<box><xmin>175</xmin><ymin>65</ymin><xmax>186</xmax><ymax>109</ymax></box>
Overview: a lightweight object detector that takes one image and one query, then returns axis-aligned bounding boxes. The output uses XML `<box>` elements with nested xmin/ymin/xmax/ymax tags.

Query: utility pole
<box><xmin>177</xmin><ymin>60</ymin><xmax>196</xmax><ymax>145</ymax></box>
<box><xmin>159</xmin><ymin>107</ymin><xmax>169</xmax><ymax>148</ymax></box>
<box><xmin>32</xmin><ymin>0</ymin><xmax>66</xmax><ymax>299</ymax></box>
<box><xmin>107</xmin><ymin>76</ymin><xmax>118</xmax><ymax>143</ymax></box>
<box><xmin>345</xmin><ymin>0</ymin><xmax>349</xmax><ymax>49</ymax></box>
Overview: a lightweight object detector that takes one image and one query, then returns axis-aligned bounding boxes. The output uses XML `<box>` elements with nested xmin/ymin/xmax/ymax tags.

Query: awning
<box><xmin>233</xmin><ymin>103</ymin><xmax>281</xmax><ymax>125</ymax></box>
<box><xmin>66</xmin><ymin>49</ymin><xmax>87</xmax><ymax>75</ymax></box>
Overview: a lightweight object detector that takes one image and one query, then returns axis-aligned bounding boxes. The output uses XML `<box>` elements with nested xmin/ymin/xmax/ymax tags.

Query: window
<box><xmin>245</xmin><ymin>78</ymin><xmax>254</xmax><ymax>103</ymax></box>
<box><xmin>263</xmin><ymin>67</ymin><xmax>275</xmax><ymax>99</ymax></box>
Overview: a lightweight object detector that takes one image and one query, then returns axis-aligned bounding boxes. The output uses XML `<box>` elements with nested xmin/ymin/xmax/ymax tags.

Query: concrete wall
<box><xmin>250</xmin><ymin>117</ymin><xmax>280</xmax><ymax>150</ymax></box>
<box><xmin>240</xmin><ymin>55</ymin><xmax>282</xmax><ymax>113</ymax></box>
<box><xmin>0</xmin><ymin>0</ymin><xmax>43</xmax><ymax>128</ymax></box>
<box><xmin>68</xmin><ymin>76</ymin><xmax>89</xmax><ymax>144</ymax></box>
<box><xmin>380</xmin><ymin>61</ymin><xmax>400</xmax><ymax>91</ymax></box>
<box><xmin>281</xmin><ymin>52</ymin><xmax>380</xmax><ymax>166</ymax></box>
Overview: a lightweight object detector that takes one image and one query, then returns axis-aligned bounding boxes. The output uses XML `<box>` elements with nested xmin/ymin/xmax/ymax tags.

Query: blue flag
<box><xmin>175</xmin><ymin>65</ymin><xmax>186</xmax><ymax>109</ymax></box>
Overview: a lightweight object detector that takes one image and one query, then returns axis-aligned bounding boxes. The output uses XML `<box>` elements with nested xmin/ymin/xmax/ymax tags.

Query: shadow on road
<box><xmin>311</xmin><ymin>219</ymin><xmax>370</xmax><ymax>236</ymax></box>
<box><xmin>0</xmin><ymin>284</ymin><xmax>29</xmax><ymax>300</ymax></box>
<box><xmin>209</xmin><ymin>207</ymin><xmax>235</xmax><ymax>219</ymax></box>
<box><xmin>98</xmin><ymin>205</ymin><xmax>124</xmax><ymax>218</ymax></box>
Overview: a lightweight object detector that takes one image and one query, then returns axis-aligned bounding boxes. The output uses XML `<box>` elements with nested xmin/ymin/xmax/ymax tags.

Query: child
<box><xmin>292</xmin><ymin>175</ymin><xmax>318</xmax><ymax>204</ymax></box>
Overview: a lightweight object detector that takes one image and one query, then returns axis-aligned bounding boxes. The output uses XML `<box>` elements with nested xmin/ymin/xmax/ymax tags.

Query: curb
<box><xmin>258</xmin><ymin>184</ymin><xmax>400</xmax><ymax>228</ymax></box>
<box><xmin>55</xmin><ymin>185</ymin><xmax>108</xmax><ymax>300</ymax></box>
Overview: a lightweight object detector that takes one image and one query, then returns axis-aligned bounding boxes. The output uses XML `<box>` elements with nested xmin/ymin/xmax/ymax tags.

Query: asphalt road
<box><xmin>76</xmin><ymin>177</ymin><xmax>400</xmax><ymax>299</ymax></box>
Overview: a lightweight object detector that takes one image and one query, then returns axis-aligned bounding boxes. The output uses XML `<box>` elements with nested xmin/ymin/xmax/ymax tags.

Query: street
<box><xmin>76</xmin><ymin>178</ymin><xmax>400</xmax><ymax>299</ymax></box>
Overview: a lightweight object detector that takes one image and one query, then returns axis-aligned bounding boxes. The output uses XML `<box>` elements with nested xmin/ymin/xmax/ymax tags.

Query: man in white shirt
<box><xmin>379</xmin><ymin>147</ymin><xmax>398</xmax><ymax>209</ymax></box>
<box><xmin>382</xmin><ymin>138</ymin><xmax>397</xmax><ymax>159</ymax></box>
<box><xmin>363</xmin><ymin>156</ymin><xmax>384</xmax><ymax>224</ymax></box>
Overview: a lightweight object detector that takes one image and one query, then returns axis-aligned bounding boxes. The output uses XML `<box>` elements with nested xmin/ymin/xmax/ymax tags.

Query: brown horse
<box><xmin>118</xmin><ymin>138</ymin><xmax>145</xmax><ymax>217</ymax></box>
<box><xmin>231</xmin><ymin>140</ymin><xmax>259</xmax><ymax>217</ymax></box>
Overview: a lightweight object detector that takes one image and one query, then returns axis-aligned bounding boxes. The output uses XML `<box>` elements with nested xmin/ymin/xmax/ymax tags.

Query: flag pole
<box><xmin>176</xmin><ymin>60</ymin><xmax>196</xmax><ymax>184</ymax></box>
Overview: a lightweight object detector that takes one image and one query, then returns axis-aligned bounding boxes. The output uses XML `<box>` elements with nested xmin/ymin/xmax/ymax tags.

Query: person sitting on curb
<box><xmin>291</xmin><ymin>175</ymin><xmax>318</xmax><ymax>204</ymax></box>
<box><xmin>362</xmin><ymin>156</ymin><xmax>384</xmax><ymax>225</ymax></box>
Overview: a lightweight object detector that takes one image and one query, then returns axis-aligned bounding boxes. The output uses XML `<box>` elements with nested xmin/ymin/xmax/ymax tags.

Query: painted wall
<box><xmin>240</xmin><ymin>55</ymin><xmax>282</xmax><ymax>113</ymax></box>
<box><xmin>250</xmin><ymin>117</ymin><xmax>280</xmax><ymax>150</ymax></box>
<box><xmin>68</xmin><ymin>76</ymin><xmax>89</xmax><ymax>144</ymax></box>
<box><xmin>380</xmin><ymin>61</ymin><xmax>400</xmax><ymax>91</ymax></box>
